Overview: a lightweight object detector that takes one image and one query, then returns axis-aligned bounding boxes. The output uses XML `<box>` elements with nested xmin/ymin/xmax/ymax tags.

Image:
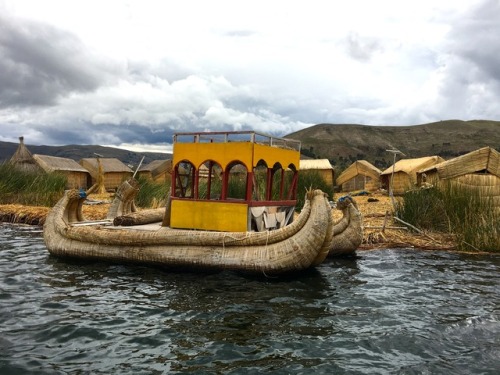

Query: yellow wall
<box><xmin>173</xmin><ymin>141</ymin><xmax>300</xmax><ymax>170</ymax></box>
<box><xmin>170</xmin><ymin>200</ymin><xmax>248</xmax><ymax>232</ymax></box>
<box><xmin>173</xmin><ymin>142</ymin><xmax>253</xmax><ymax>170</ymax></box>
<box><xmin>170</xmin><ymin>138</ymin><xmax>300</xmax><ymax>231</ymax></box>
<box><xmin>253</xmin><ymin>143</ymin><xmax>300</xmax><ymax>169</ymax></box>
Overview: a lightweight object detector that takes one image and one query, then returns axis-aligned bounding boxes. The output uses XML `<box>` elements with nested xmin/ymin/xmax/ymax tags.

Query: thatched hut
<box><xmin>135</xmin><ymin>168</ymin><xmax>152</xmax><ymax>180</ymax></box>
<box><xmin>417</xmin><ymin>147</ymin><xmax>500</xmax><ymax>210</ymax></box>
<box><xmin>381</xmin><ymin>156</ymin><xmax>445</xmax><ymax>195</ymax></box>
<box><xmin>299</xmin><ymin>159</ymin><xmax>334</xmax><ymax>187</ymax></box>
<box><xmin>138</xmin><ymin>159</ymin><xmax>172</xmax><ymax>183</ymax></box>
<box><xmin>79</xmin><ymin>158</ymin><xmax>133</xmax><ymax>191</ymax></box>
<box><xmin>336</xmin><ymin>160</ymin><xmax>382</xmax><ymax>192</ymax></box>
<box><xmin>33</xmin><ymin>154</ymin><xmax>90</xmax><ymax>189</ymax></box>
<box><xmin>9</xmin><ymin>136</ymin><xmax>41</xmax><ymax>173</ymax></box>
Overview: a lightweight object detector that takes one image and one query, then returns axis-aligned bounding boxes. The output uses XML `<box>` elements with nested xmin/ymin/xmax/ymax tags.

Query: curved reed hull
<box><xmin>329</xmin><ymin>198</ymin><xmax>364</xmax><ymax>256</ymax></box>
<box><xmin>43</xmin><ymin>189</ymin><xmax>334</xmax><ymax>274</ymax></box>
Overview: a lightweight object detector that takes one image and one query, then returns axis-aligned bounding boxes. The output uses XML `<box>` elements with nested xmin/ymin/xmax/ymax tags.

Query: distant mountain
<box><xmin>2</xmin><ymin>119</ymin><xmax>499</xmax><ymax>172</ymax></box>
<box><xmin>0</xmin><ymin>141</ymin><xmax>172</xmax><ymax>169</ymax></box>
<box><xmin>285</xmin><ymin>119</ymin><xmax>500</xmax><ymax>171</ymax></box>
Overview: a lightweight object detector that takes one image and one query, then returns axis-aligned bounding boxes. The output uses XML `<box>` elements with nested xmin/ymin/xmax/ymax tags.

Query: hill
<box><xmin>285</xmin><ymin>119</ymin><xmax>500</xmax><ymax>171</ymax></box>
<box><xmin>2</xmin><ymin>119</ymin><xmax>498</xmax><ymax>171</ymax></box>
<box><xmin>0</xmin><ymin>141</ymin><xmax>171</xmax><ymax>169</ymax></box>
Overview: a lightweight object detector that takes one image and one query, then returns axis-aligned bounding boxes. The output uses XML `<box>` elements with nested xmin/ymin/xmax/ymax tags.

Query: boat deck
<box><xmin>70</xmin><ymin>220</ymin><xmax>164</xmax><ymax>232</ymax></box>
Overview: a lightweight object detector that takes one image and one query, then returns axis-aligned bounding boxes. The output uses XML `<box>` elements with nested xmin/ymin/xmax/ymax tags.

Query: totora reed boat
<box><xmin>44</xmin><ymin>131</ymin><xmax>337</xmax><ymax>275</ymax></box>
<box><xmin>329</xmin><ymin>195</ymin><xmax>363</xmax><ymax>256</ymax></box>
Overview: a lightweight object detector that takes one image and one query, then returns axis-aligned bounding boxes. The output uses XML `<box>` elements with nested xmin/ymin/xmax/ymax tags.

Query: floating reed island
<box><xmin>0</xmin><ymin>190</ymin><xmax>458</xmax><ymax>251</ymax></box>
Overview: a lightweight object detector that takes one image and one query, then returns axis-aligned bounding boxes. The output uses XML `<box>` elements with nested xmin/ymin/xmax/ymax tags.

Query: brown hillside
<box><xmin>0</xmin><ymin>142</ymin><xmax>171</xmax><ymax>168</ymax></box>
<box><xmin>286</xmin><ymin>119</ymin><xmax>500</xmax><ymax>171</ymax></box>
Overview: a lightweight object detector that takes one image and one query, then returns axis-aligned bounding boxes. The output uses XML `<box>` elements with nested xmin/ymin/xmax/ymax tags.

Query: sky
<box><xmin>1</xmin><ymin>0</ymin><xmax>499</xmax><ymax>153</ymax></box>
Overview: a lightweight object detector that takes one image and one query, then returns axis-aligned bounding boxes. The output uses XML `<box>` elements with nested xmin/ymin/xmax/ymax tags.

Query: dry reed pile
<box><xmin>333</xmin><ymin>192</ymin><xmax>456</xmax><ymax>250</ymax></box>
<box><xmin>0</xmin><ymin>204</ymin><xmax>50</xmax><ymax>225</ymax></box>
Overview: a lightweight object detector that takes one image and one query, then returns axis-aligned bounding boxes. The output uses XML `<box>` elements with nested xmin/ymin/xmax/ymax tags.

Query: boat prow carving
<box><xmin>329</xmin><ymin>195</ymin><xmax>363</xmax><ymax>256</ymax></box>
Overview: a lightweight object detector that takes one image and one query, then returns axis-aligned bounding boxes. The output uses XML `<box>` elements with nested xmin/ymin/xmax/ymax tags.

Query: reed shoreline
<box><xmin>0</xmin><ymin>192</ymin><xmax>459</xmax><ymax>251</ymax></box>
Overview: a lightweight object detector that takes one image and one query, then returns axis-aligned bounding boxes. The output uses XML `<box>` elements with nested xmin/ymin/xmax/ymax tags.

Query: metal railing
<box><xmin>173</xmin><ymin>131</ymin><xmax>301</xmax><ymax>152</ymax></box>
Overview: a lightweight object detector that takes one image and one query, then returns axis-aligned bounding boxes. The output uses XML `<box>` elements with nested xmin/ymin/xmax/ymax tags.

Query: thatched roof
<box><xmin>381</xmin><ymin>156</ymin><xmax>445</xmax><ymax>175</ymax></box>
<box><xmin>336</xmin><ymin>160</ymin><xmax>381</xmax><ymax>185</ymax></box>
<box><xmin>140</xmin><ymin>159</ymin><xmax>172</xmax><ymax>177</ymax></box>
<box><xmin>79</xmin><ymin>158</ymin><xmax>133</xmax><ymax>173</ymax></box>
<box><xmin>9</xmin><ymin>136</ymin><xmax>40</xmax><ymax>173</ymax></box>
<box><xmin>418</xmin><ymin>147</ymin><xmax>500</xmax><ymax>179</ymax></box>
<box><xmin>33</xmin><ymin>154</ymin><xmax>89</xmax><ymax>173</ymax></box>
<box><xmin>299</xmin><ymin>159</ymin><xmax>333</xmax><ymax>170</ymax></box>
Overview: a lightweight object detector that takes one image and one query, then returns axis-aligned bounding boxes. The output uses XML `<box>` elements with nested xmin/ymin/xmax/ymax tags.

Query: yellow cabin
<box><xmin>169</xmin><ymin>131</ymin><xmax>301</xmax><ymax>232</ymax></box>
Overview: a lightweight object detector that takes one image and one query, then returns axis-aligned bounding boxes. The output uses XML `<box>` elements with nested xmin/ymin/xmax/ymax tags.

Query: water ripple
<box><xmin>0</xmin><ymin>224</ymin><xmax>499</xmax><ymax>374</ymax></box>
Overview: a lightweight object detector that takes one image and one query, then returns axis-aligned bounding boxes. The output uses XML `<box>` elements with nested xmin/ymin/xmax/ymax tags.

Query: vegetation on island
<box><xmin>295</xmin><ymin>170</ymin><xmax>335</xmax><ymax>209</ymax></box>
<box><xmin>396</xmin><ymin>183</ymin><xmax>499</xmax><ymax>252</ymax></box>
<box><xmin>1</xmin><ymin>162</ymin><xmax>498</xmax><ymax>253</ymax></box>
<box><xmin>134</xmin><ymin>176</ymin><xmax>170</xmax><ymax>208</ymax></box>
<box><xmin>0</xmin><ymin>163</ymin><xmax>66</xmax><ymax>206</ymax></box>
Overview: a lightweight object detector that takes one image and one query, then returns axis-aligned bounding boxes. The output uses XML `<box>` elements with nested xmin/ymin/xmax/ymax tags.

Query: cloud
<box><xmin>0</xmin><ymin>13</ymin><xmax>117</xmax><ymax>109</ymax></box>
<box><xmin>0</xmin><ymin>0</ymin><xmax>498</xmax><ymax>151</ymax></box>
<box><xmin>450</xmin><ymin>0</ymin><xmax>500</xmax><ymax>80</ymax></box>
<box><xmin>345</xmin><ymin>32</ymin><xmax>383</xmax><ymax>62</ymax></box>
<box><xmin>428</xmin><ymin>0</ymin><xmax>500</xmax><ymax>120</ymax></box>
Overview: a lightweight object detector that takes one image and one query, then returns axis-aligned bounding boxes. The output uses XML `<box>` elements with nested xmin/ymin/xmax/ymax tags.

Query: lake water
<box><xmin>0</xmin><ymin>223</ymin><xmax>499</xmax><ymax>374</ymax></box>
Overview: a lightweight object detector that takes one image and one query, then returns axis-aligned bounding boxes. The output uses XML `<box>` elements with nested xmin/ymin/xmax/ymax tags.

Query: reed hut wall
<box><xmin>456</xmin><ymin>174</ymin><xmax>499</xmax><ymax>209</ymax></box>
<box><xmin>136</xmin><ymin>162</ymin><xmax>153</xmax><ymax>181</ymax></box>
<box><xmin>299</xmin><ymin>159</ymin><xmax>335</xmax><ymax>187</ymax></box>
<box><xmin>381</xmin><ymin>156</ymin><xmax>445</xmax><ymax>195</ymax></box>
<box><xmin>417</xmin><ymin>147</ymin><xmax>500</xmax><ymax>211</ymax></box>
<box><xmin>136</xmin><ymin>169</ymin><xmax>153</xmax><ymax>180</ymax></box>
<box><xmin>342</xmin><ymin>175</ymin><xmax>377</xmax><ymax>192</ymax></box>
<box><xmin>33</xmin><ymin>154</ymin><xmax>90</xmax><ymax>189</ymax></box>
<box><xmin>336</xmin><ymin>160</ymin><xmax>381</xmax><ymax>192</ymax></box>
<box><xmin>79</xmin><ymin>158</ymin><xmax>133</xmax><ymax>191</ymax></box>
<box><xmin>150</xmin><ymin>160</ymin><xmax>173</xmax><ymax>184</ymax></box>
<box><xmin>418</xmin><ymin>147</ymin><xmax>499</xmax><ymax>182</ymax></box>
<box><xmin>102</xmin><ymin>172</ymin><xmax>133</xmax><ymax>190</ymax></box>
<box><xmin>137</xmin><ymin>160</ymin><xmax>172</xmax><ymax>183</ymax></box>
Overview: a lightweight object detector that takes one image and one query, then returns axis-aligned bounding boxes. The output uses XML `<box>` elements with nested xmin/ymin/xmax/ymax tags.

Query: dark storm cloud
<box><xmin>30</xmin><ymin>121</ymin><xmax>176</xmax><ymax>147</ymax></box>
<box><xmin>446</xmin><ymin>0</ymin><xmax>500</xmax><ymax>89</ymax></box>
<box><xmin>0</xmin><ymin>14</ymin><xmax>112</xmax><ymax>108</ymax></box>
<box><xmin>428</xmin><ymin>0</ymin><xmax>500</xmax><ymax>119</ymax></box>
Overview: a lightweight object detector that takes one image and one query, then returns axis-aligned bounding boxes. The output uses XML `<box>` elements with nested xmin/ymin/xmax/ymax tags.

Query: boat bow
<box><xmin>329</xmin><ymin>196</ymin><xmax>363</xmax><ymax>256</ymax></box>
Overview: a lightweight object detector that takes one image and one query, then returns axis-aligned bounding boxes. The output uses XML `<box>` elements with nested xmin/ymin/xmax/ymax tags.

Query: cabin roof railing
<box><xmin>173</xmin><ymin>131</ymin><xmax>301</xmax><ymax>152</ymax></box>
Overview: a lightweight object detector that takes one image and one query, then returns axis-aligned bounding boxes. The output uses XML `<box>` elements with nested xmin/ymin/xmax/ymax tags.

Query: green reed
<box><xmin>0</xmin><ymin>163</ymin><xmax>67</xmax><ymax>206</ymax></box>
<box><xmin>135</xmin><ymin>176</ymin><xmax>171</xmax><ymax>208</ymax></box>
<box><xmin>296</xmin><ymin>170</ymin><xmax>335</xmax><ymax>210</ymax></box>
<box><xmin>396</xmin><ymin>182</ymin><xmax>499</xmax><ymax>252</ymax></box>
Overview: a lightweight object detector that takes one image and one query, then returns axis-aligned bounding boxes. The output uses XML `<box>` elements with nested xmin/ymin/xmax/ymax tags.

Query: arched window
<box><xmin>270</xmin><ymin>162</ymin><xmax>284</xmax><ymax>200</ymax></box>
<box><xmin>226</xmin><ymin>161</ymin><xmax>248</xmax><ymax>200</ymax></box>
<box><xmin>252</xmin><ymin>160</ymin><xmax>268</xmax><ymax>201</ymax></box>
<box><xmin>284</xmin><ymin>163</ymin><xmax>298</xmax><ymax>200</ymax></box>
<box><xmin>173</xmin><ymin>160</ymin><xmax>195</xmax><ymax>198</ymax></box>
<box><xmin>198</xmin><ymin>160</ymin><xmax>223</xmax><ymax>200</ymax></box>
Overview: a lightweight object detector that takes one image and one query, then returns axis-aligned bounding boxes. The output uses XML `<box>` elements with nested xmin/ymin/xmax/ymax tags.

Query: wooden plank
<box><xmin>70</xmin><ymin>220</ymin><xmax>113</xmax><ymax>227</ymax></box>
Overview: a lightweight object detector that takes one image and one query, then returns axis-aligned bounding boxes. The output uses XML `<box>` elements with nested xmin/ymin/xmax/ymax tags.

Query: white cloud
<box><xmin>0</xmin><ymin>0</ymin><xmax>496</xmax><ymax>148</ymax></box>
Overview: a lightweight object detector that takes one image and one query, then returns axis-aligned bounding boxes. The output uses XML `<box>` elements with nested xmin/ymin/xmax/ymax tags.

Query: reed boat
<box><xmin>43</xmin><ymin>182</ymin><xmax>333</xmax><ymax>274</ymax></box>
<box><xmin>44</xmin><ymin>131</ymin><xmax>335</xmax><ymax>275</ymax></box>
<box><xmin>329</xmin><ymin>195</ymin><xmax>363</xmax><ymax>256</ymax></box>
